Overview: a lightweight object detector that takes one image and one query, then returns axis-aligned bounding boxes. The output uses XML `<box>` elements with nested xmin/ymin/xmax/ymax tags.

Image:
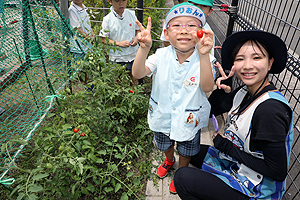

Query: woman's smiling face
<box><xmin>233</xmin><ymin>40</ymin><xmax>274</xmax><ymax>94</ymax></box>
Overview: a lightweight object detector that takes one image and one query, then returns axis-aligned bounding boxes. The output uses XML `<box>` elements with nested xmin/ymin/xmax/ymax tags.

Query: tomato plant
<box><xmin>197</xmin><ymin>29</ymin><xmax>204</xmax><ymax>38</ymax></box>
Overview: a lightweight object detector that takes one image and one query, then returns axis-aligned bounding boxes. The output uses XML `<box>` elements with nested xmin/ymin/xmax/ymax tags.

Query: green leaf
<box><xmin>75</xmin><ymin>142</ymin><xmax>81</xmax><ymax>151</ymax></box>
<box><xmin>28</xmin><ymin>185</ymin><xmax>44</xmax><ymax>193</ymax></box>
<box><xmin>78</xmin><ymin>163</ymin><xmax>84</xmax><ymax>175</ymax></box>
<box><xmin>69</xmin><ymin>158</ymin><xmax>75</xmax><ymax>165</ymax></box>
<box><xmin>120</xmin><ymin>193</ymin><xmax>129</xmax><ymax>200</ymax></box>
<box><xmin>83</xmin><ymin>140</ymin><xmax>91</xmax><ymax>146</ymax></box>
<box><xmin>10</xmin><ymin>138</ymin><xmax>27</xmax><ymax>145</ymax></box>
<box><xmin>95</xmin><ymin>158</ymin><xmax>104</xmax><ymax>164</ymax></box>
<box><xmin>114</xmin><ymin>154</ymin><xmax>123</xmax><ymax>159</ymax></box>
<box><xmin>16</xmin><ymin>193</ymin><xmax>25</xmax><ymax>200</ymax></box>
<box><xmin>74</xmin><ymin>109</ymin><xmax>84</xmax><ymax>114</ymax></box>
<box><xmin>28</xmin><ymin>194</ymin><xmax>38</xmax><ymax>200</ymax></box>
<box><xmin>105</xmin><ymin>141</ymin><xmax>113</xmax><ymax>146</ymax></box>
<box><xmin>72</xmin><ymin>182</ymin><xmax>80</xmax><ymax>194</ymax></box>
<box><xmin>113</xmin><ymin>136</ymin><xmax>118</xmax><ymax>143</ymax></box>
<box><xmin>126</xmin><ymin>171</ymin><xmax>134</xmax><ymax>178</ymax></box>
<box><xmin>46</xmin><ymin>113</ymin><xmax>55</xmax><ymax>118</ymax></box>
<box><xmin>32</xmin><ymin>173</ymin><xmax>49</xmax><ymax>181</ymax></box>
<box><xmin>65</xmin><ymin>87</ymin><xmax>71</xmax><ymax>93</ymax></box>
<box><xmin>85</xmin><ymin>106</ymin><xmax>93</xmax><ymax>111</ymax></box>
<box><xmin>64</xmin><ymin>130</ymin><xmax>74</xmax><ymax>135</ymax></box>
<box><xmin>104</xmin><ymin>187</ymin><xmax>113</xmax><ymax>193</ymax></box>
<box><xmin>97</xmin><ymin>150</ymin><xmax>106</xmax><ymax>155</ymax></box>
<box><xmin>103</xmin><ymin>177</ymin><xmax>110</xmax><ymax>186</ymax></box>
<box><xmin>115</xmin><ymin>183</ymin><xmax>121</xmax><ymax>193</ymax></box>
<box><xmin>60</xmin><ymin>112</ymin><xmax>67</xmax><ymax>119</ymax></box>
<box><xmin>133</xmin><ymin>179</ymin><xmax>140</xmax><ymax>185</ymax></box>
<box><xmin>1</xmin><ymin>144</ymin><xmax>5</xmax><ymax>154</ymax></box>
<box><xmin>86</xmin><ymin>182</ymin><xmax>95</xmax><ymax>192</ymax></box>
<box><xmin>82</xmin><ymin>144</ymin><xmax>91</xmax><ymax>150</ymax></box>
<box><xmin>77</xmin><ymin>157</ymin><xmax>86</xmax><ymax>163</ymax></box>
<box><xmin>81</xmin><ymin>186</ymin><xmax>89</xmax><ymax>194</ymax></box>
<box><xmin>62</xmin><ymin>124</ymin><xmax>72</xmax><ymax>130</ymax></box>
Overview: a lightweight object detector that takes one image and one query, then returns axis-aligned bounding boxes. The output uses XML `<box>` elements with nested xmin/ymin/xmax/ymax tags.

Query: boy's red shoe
<box><xmin>169</xmin><ymin>180</ymin><xmax>177</xmax><ymax>194</ymax></box>
<box><xmin>156</xmin><ymin>157</ymin><xmax>175</xmax><ymax>178</ymax></box>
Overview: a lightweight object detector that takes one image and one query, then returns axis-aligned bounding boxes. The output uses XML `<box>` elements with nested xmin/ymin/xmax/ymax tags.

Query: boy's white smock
<box><xmin>68</xmin><ymin>2</ymin><xmax>92</xmax><ymax>53</ymax></box>
<box><xmin>99</xmin><ymin>7</ymin><xmax>139</xmax><ymax>62</ymax></box>
<box><xmin>146</xmin><ymin>46</ymin><xmax>211</xmax><ymax>141</ymax></box>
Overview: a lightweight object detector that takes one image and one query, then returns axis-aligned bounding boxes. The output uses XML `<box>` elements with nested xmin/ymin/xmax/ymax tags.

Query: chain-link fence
<box><xmin>209</xmin><ymin>0</ymin><xmax>300</xmax><ymax>199</ymax></box>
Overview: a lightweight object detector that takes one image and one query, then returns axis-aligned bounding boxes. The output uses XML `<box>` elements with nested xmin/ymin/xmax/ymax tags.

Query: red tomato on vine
<box><xmin>197</xmin><ymin>29</ymin><xmax>204</xmax><ymax>38</ymax></box>
<box><xmin>80</xmin><ymin>132</ymin><xmax>85</xmax><ymax>137</ymax></box>
<box><xmin>74</xmin><ymin>128</ymin><xmax>79</xmax><ymax>133</ymax></box>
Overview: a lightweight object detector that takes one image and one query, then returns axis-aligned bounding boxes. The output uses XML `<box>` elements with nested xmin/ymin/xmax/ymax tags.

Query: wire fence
<box><xmin>209</xmin><ymin>0</ymin><xmax>300</xmax><ymax>199</ymax></box>
<box><xmin>0</xmin><ymin>0</ymin><xmax>80</xmax><ymax>181</ymax></box>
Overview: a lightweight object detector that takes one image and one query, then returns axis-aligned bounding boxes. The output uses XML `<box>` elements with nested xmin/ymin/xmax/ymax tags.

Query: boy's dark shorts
<box><xmin>115</xmin><ymin>60</ymin><xmax>134</xmax><ymax>72</ymax></box>
<box><xmin>153</xmin><ymin>129</ymin><xmax>201</xmax><ymax>157</ymax></box>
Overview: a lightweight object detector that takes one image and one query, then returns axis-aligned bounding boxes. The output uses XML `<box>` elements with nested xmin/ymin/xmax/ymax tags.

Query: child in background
<box><xmin>132</xmin><ymin>2</ymin><xmax>214</xmax><ymax>194</ymax></box>
<box><xmin>68</xmin><ymin>0</ymin><xmax>94</xmax><ymax>59</ymax></box>
<box><xmin>99</xmin><ymin>0</ymin><xmax>140</xmax><ymax>85</ymax></box>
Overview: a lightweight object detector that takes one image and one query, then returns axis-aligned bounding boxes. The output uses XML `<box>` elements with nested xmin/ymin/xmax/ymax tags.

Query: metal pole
<box><xmin>59</xmin><ymin>0</ymin><xmax>69</xmax><ymax>19</ymax></box>
<box><xmin>226</xmin><ymin>0</ymin><xmax>239</xmax><ymax>37</ymax></box>
<box><xmin>22</xmin><ymin>0</ymin><xmax>32</xmax><ymax>69</ymax></box>
<box><xmin>102</xmin><ymin>0</ymin><xmax>108</xmax><ymax>16</ymax></box>
<box><xmin>136</xmin><ymin>0</ymin><xmax>144</xmax><ymax>85</ymax></box>
<box><xmin>137</xmin><ymin>0</ymin><xmax>143</xmax><ymax>23</ymax></box>
<box><xmin>58</xmin><ymin>0</ymin><xmax>72</xmax><ymax>93</ymax></box>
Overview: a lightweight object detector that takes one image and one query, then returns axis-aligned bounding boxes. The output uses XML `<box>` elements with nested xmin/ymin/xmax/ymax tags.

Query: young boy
<box><xmin>133</xmin><ymin>2</ymin><xmax>214</xmax><ymax>194</ymax></box>
<box><xmin>99</xmin><ymin>0</ymin><xmax>140</xmax><ymax>85</ymax></box>
<box><xmin>68</xmin><ymin>0</ymin><xmax>94</xmax><ymax>59</ymax></box>
<box><xmin>161</xmin><ymin>0</ymin><xmax>216</xmax><ymax>79</ymax></box>
<box><xmin>160</xmin><ymin>0</ymin><xmax>188</xmax><ymax>47</ymax></box>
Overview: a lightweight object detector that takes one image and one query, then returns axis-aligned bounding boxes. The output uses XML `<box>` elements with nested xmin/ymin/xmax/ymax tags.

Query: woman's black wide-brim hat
<box><xmin>221</xmin><ymin>30</ymin><xmax>287</xmax><ymax>74</ymax></box>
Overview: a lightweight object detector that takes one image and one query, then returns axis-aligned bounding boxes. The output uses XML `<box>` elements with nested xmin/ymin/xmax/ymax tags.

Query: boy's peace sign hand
<box><xmin>215</xmin><ymin>62</ymin><xmax>235</xmax><ymax>93</ymax></box>
<box><xmin>135</xmin><ymin>17</ymin><xmax>152</xmax><ymax>49</ymax></box>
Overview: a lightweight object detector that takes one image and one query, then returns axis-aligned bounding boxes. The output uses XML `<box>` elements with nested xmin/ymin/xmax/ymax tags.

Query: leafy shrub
<box><xmin>0</xmin><ymin>40</ymin><xmax>154</xmax><ymax>200</ymax></box>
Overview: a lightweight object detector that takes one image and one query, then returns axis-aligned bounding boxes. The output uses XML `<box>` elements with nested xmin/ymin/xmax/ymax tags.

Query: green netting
<box><xmin>0</xmin><ymin>0</ymin><xmax>80</xmax><ymax>181</ymax></box>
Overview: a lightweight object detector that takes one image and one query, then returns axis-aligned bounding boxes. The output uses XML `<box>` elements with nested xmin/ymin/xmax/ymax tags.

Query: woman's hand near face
<box><xmin>215</xmin><ymin>62</ymin><xmax>235</xmax><ymax>93</ymax></box>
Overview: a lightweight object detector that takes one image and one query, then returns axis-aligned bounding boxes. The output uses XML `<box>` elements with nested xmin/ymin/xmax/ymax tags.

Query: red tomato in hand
<box><xmin>197</xmin><ymin>29</ymin><xmax>204</xmax><ymax>38</ymax></box>
<box><xmin>74</xmin><ymin>128</ymin><xmax>79</xmax><ymax>133</ymax></box>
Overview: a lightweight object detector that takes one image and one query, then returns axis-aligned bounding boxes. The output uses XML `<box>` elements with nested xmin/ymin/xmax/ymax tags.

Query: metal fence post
<box><xmin>137</xmin><ymin>0</ymin><xmax>143</xmax><ymax>23</ymax></box>
<box><xmin>136</xmin><ymin>0</ymin><xmax>144</xmax><ymax>85</ymax></box>
<box><xmin>59</xmin><ymin>0</ymin><xmax>69</xmax><ymax>19</ymax></box>
<box><xmin>226</xmin><ymin>0</ymin><xmax>239</xmax><ymax>37</ymax></box>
